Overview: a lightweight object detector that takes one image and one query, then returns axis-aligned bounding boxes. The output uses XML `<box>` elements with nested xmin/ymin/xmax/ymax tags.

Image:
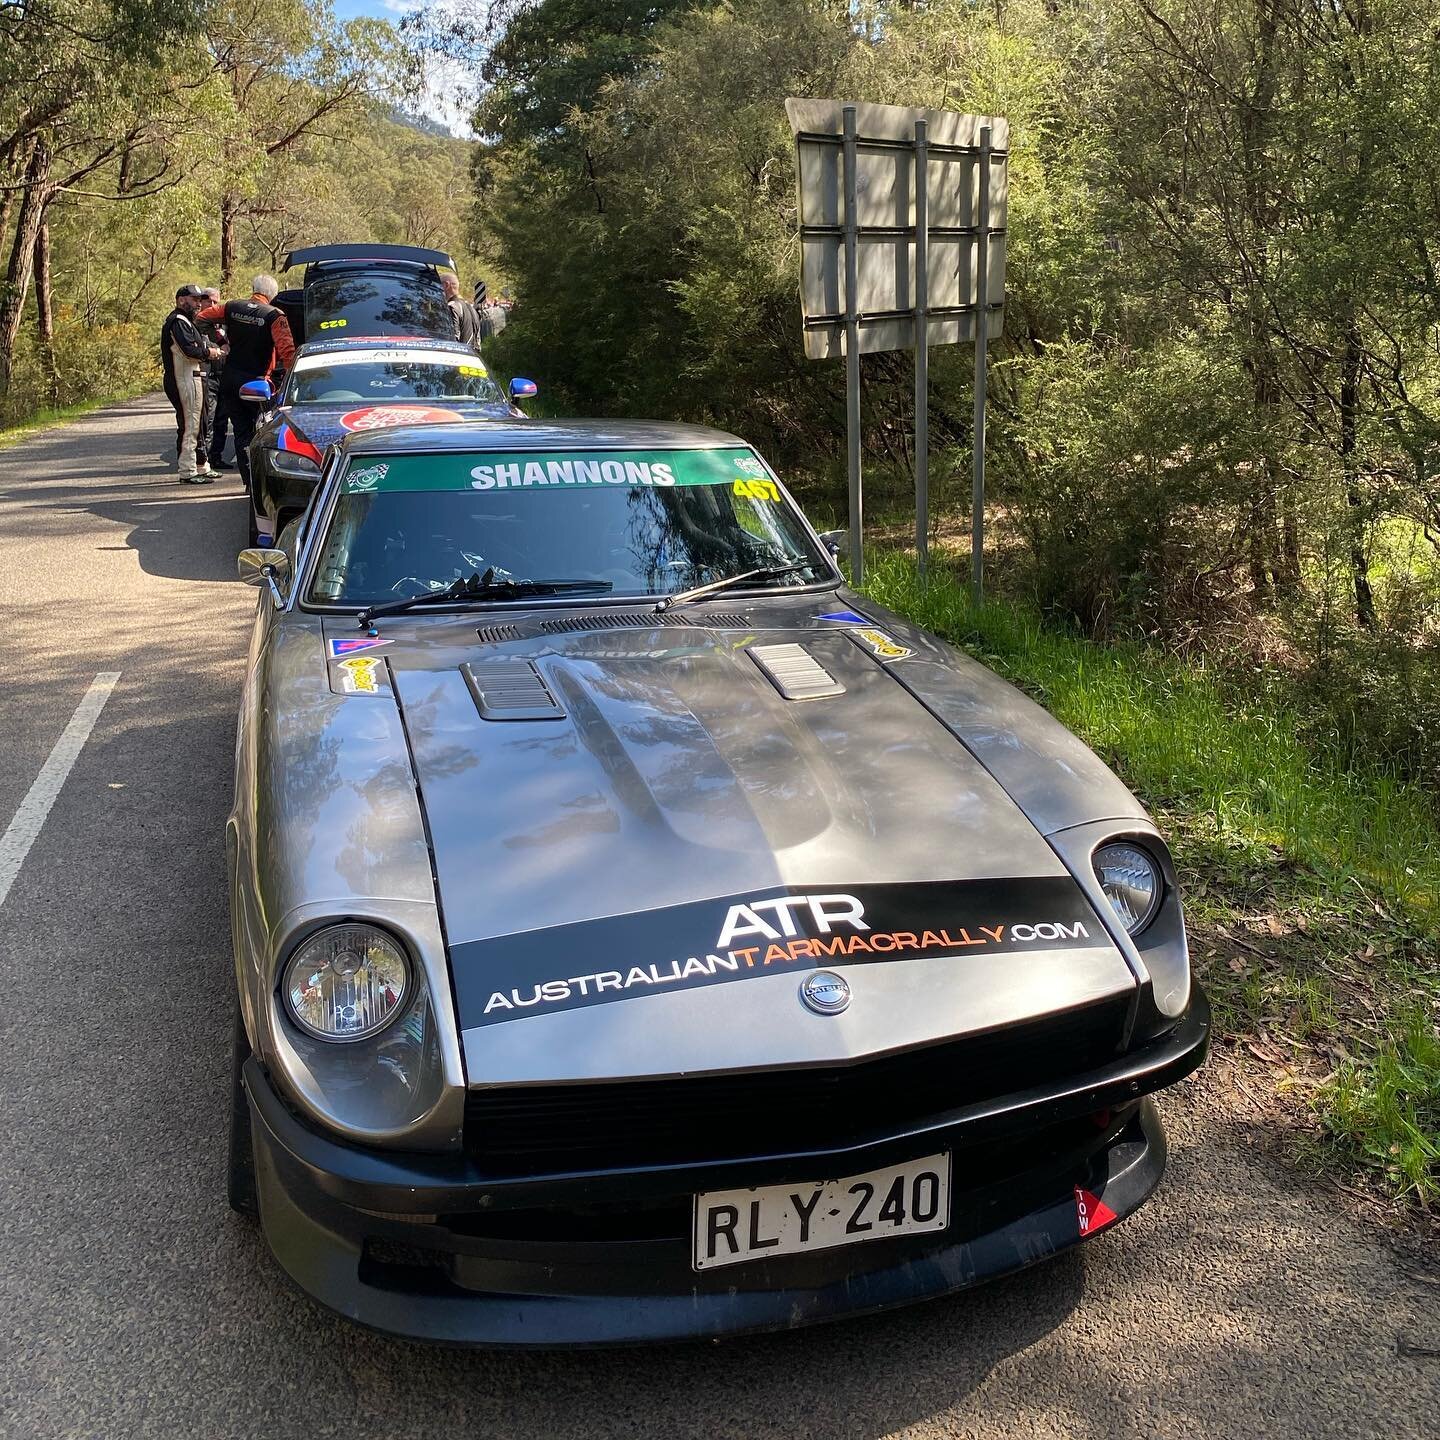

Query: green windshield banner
<box><xmin>343</xmin><ymin>447</ymin><xmax>773</xmax><ymax>495</ymax></box>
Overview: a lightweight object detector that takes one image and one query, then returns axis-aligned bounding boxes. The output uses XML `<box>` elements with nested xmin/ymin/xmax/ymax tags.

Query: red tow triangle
<box><xmin>1075</xmin><ymin>1186</ymin><xmax>1118</xmax><ymax>1236</ymax></box>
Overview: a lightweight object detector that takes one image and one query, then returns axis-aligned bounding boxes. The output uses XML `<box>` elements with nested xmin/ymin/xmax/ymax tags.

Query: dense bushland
<box><xmin>463</xmin><ymin>0</ymin><xmax>1440</xmax><ymax>787</ymax></box>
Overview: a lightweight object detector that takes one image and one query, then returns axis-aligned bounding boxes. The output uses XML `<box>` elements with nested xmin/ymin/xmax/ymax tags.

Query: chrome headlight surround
<box><xmin>281</xmin><ymin>921</ymin><xmax>411</xmax><ymax>1043</ymax></box>
<box><xmin>1093</xmin><ymin>841</ymin><xmax>1163</xmax><ymax>937</ymax></box>
<box><xmin>259</xmin><ymin>910</ymin><xmax>460</xmax><ymax>1148</ymax></box>
<box><xmin>1047</xmin><ymin>819</ymin><xmax>1191</xmax><ymax>1030</ymax></box>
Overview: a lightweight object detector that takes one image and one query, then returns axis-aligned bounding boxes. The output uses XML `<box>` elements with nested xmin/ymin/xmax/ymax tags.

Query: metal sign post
<box><xmin>842</xmin><ymin>105</ymin><xmax>864</xmax><ymax>587</ymax></box>
<box><xmin>786</xmin><ymin>99</ymin><xmax>1007</xmax><ymax>593</ymax></box>
<box><xmin>971</xmin><ymin>125</ymin><xmax>990</xmax><ymax>606</ymax></box>
<box><xmin>914</xmin><ymin>118</ymin><xmax>929</xmax><ymax>579</ymax></box>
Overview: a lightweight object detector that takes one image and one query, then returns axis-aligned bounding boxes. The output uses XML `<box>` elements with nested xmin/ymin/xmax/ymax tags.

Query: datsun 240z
<box><xmin>227</xmin><ymin>418</ymin><xmax>1209</xmax><ymax>1345</ymax></box>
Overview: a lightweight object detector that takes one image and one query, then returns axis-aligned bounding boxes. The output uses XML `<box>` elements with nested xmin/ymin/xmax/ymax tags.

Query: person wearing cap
<box><xmin>160</xmin><ymin>284</ymin><xmax>222</xmax><ymax>484</ymax></box>
<box><xmin>195</xmin><ymin>275</ymin><xmax>295</xmax><ymax>493</ymax></box>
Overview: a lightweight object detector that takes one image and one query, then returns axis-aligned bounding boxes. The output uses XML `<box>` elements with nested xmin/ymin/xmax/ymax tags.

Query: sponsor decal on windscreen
<box><xmin>341</xmin><ymin>447</ymin><xmax>775</xmax><ymax>495</ymax></box>
<box><xmin>451</xmin><ymin>876</ymin><xmax>1108</xmax><ymax>1026</ymax></box>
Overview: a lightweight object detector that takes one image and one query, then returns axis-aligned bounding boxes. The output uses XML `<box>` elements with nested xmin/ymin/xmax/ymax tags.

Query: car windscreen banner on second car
<box><xmin>341</xmin><ymin>448</ymin><xmax>782</xmax><ymax>494</ymax></box>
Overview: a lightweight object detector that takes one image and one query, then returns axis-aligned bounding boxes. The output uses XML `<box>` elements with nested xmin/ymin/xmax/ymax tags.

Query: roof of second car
<box><xmin>336</xmin><ymin>418</ymin><xmax>751</xmax><ymax>456</ymax></box>
<box><xmin>294</xmin><ymin>335</ymin><xmax>474</xmax><ymax>360</ymax></box>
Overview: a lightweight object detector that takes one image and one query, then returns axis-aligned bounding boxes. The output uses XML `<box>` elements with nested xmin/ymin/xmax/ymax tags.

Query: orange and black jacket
<box><xmin>195</xmin><ymin>297</ymin><xmax>295</xmax><ymax>382</ymax></box>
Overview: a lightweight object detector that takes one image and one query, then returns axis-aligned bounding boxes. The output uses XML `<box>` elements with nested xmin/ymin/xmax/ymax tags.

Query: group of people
<box><xmin>443</xmin><ymin>275</ymin><xmax>510</xmax><ymax>349</ymax></box>
<box><xmin>162</xmin><ymin>267</ymin><xmax>512</xmax><ymax>487</ymax></box>
<box><xmin>160</xmin><ymin>274</ymin><xmax>295</xmax><ymax>487</ymax></box>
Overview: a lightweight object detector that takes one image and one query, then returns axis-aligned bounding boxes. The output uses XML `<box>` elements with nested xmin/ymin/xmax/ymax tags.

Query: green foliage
<box><xmin>863</xmin><ymin>549</ymin><xmax>1440</xmax><ymax>1206</ymax></box>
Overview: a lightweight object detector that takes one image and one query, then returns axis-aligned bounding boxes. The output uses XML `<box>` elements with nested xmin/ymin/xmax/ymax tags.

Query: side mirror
<box><xmin>239</xmin><ymin>378</ymin><xmax>274</xmax><ymax>404</ymax></box>
<box><xmin>509</xmin><ymin>377</ymin><xmax>538</xmax><ymax>401</ymax></box>
<box><xmin>238</xmin><ymin>547</ymin><xmax>289</xmax><ymax>604</ymax></box>
<box><xmin>818</xmin><ymin>529</ymin><xmax>845</xmax><ymax>557</ymax></box>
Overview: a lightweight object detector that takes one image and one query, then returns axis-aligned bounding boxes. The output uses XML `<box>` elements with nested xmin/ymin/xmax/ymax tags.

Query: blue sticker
<box><xmin>328</xmin><ymin>637</ymin><xmax>391</xmax><ymax>658</ymax></box>
<box><xmin>818</xmin><ymin>610</ymin><xmax>871</xmax><ymax>625</ymax></box>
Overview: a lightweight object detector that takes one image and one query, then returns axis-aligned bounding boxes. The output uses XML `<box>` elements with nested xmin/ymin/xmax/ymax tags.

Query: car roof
<box><xmin>294</xmin><ymin>336</ymin><xmax>474</xmax><ymax>360</ymax></box>
<box><xmin>337</xmin><ymin>419</ymin><xmax>750</xmax><ymax>456</ymax></box>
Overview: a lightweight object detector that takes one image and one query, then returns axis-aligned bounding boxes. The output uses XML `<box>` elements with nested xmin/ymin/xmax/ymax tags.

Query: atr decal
<box><xmin>336</xmin><ymin>656</ymin><xmax>382</xmax><ymax>694</ymax></box>
<box><xmin>450</xmin><ymin>876</ymin><xmax>1108</xmax><ymax>1027</ymax></box>
<box><xmin>1075</xmin><ymin>1187</ymin><xmax>1119</xmax><ymax>1237</ymax></box>
<box><xmin>851</xmin><ymin>627</ymin><xmax>914</xmax><ymax>661</ymax></box>
<box><xmin>328</xmin><ymin>637</ymin><xmax>390</xmax><ymax>658</ymax></box>
<box><xmin>339</xmin><ymin>405</ymin><xmax>465</xmax><ymax>432</ymax></box>
<box><xmin>818</xmin><ymin>609</ymin><xmax>871</xmax><ymax>625</ymax></box>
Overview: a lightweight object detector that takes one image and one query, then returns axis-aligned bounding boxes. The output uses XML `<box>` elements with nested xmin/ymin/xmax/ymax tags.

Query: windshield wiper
<box><xmin>655</xmin><ymin>562</ymin><xmax>820</xmax><ymax>611</ymax></box>
<box><xmin>357</xmin><ymin>570</ymin><xmax>612</xmax><ymax>629</ymax></box>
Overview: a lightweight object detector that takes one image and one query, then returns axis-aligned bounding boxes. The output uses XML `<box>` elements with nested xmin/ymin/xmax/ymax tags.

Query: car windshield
<box><xmin>305</xmin><ymin>268</ymin><xmax>450</xmax><ymax>339</ymax></box>
<box><xmin>306</xmin><ymin>446</ymin><xmax>830</xmax><ymax>606</ymax></box>
<box><xmin>288</xmin><ymin>352</ymin><xmax>504</xmax><ymax>405</ymax></box>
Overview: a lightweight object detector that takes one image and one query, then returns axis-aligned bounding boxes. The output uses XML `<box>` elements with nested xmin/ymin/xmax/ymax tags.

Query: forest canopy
<box><xmin>0</xmin><ymin>0</ymin><xmax>482</xmax><ymax>421</ymax></box>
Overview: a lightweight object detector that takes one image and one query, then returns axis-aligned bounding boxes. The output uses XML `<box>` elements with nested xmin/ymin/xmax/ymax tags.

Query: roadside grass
<box><xmin>862</xmin><ymin>548</ymin><xmax>1440</xmax><ymax>1211</ymax></box>
<box><xmin>0</xmin><ymin>388</ymin><xmax>153</xmax><ymax>450</ymax></box>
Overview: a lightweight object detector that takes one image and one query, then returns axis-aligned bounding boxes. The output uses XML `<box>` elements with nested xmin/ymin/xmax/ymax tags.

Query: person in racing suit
<box><xmin>195</xmin><ymin>274</ymin><xmax>295</xmax><ymax>493</ymax></box>
<box><xmin>160</xmin><ymin>284</ymin><xmax>222</xmax><ymax>484</ymax></box>
<box><xmin>196</xmin><ymin>286</ymin><xmax>229</xmax><ymax>470</ymax></box>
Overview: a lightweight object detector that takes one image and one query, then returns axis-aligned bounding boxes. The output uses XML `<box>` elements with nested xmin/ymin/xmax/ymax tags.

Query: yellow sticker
<box><xmin>319</xmin><ymin>318</ymin><xmax>347</xmax><ymax>330</ymax></box>
<box><xmin>337</xmin><ymin>656</ymin><xmax>380</xmax><ymax>693</ymax></box>
<box><xmin>459</xmin><ymin>364</ymin><xmax>488</xmax><ymax>377</ymax></box>
<box><xmin>853</xmin><ymin>627</ymin><xmax>913</xmax><ymax>662</ymax></box>
<box><xmin>733</xmin><ymin>478</ymin><xmax>780</xmax><ymax>502</ymax></box>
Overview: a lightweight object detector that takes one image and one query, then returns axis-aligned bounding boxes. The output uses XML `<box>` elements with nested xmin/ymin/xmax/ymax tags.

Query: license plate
<box><xmin>692</xmin><ymin>1153</ymin><xmax>951</xmax><ymax>1271</ymax></box>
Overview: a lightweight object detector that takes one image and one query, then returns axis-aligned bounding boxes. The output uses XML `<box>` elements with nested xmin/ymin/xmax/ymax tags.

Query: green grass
<box><xmin>863</xmin><ymin>549</ymin><xmax>1440</xmax><ymax>1209</ymax></box>
<box><xmin>0</xmin><ymin>387</ymin><xmax>153</xmax><ymax>450</ymax></box>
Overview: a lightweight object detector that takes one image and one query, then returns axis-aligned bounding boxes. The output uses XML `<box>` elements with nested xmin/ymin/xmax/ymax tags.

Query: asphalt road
<box><xmin>0</xmin><ymin>396</ymin><xmax>1436</xmax><ymax>1440</ymax></box>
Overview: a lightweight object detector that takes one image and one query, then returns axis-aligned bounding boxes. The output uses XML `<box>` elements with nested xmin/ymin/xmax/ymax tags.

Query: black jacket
<box><xmin>160</xmin><ymin>309</ymin><xmax>210</xmax><ymax>387</ymax></box>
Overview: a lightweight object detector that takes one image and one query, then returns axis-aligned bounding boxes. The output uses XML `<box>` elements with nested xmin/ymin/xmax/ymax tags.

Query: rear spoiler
<box><xmin>282</xmin><ymin>243</ymin><xmax>456</xmax><ymax>272</ymax></box>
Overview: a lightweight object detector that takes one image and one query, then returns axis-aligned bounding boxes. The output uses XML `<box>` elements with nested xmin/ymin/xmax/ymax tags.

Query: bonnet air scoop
<box><xmin>748</xmin><ymin>642</ymin><xmax>845</xmax><ymax>700</ymax></box>
<box><xmin>463</xmin><ymin>660</ymin><xmax>566</xmax><ymax>721</ymax></box>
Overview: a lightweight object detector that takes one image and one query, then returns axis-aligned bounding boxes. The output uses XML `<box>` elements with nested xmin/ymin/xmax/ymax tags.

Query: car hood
<box><xmin>325</xmin><ymin>610</ymin><xmax>1141</xmax><ymax>1081</ymax></box>
<box><xmin>278</xmin><ymin>399</ymin><xmax>514</xmax><ymax>452</ymax></box>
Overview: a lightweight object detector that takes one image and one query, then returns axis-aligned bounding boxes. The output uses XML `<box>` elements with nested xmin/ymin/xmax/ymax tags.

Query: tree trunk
<box><xmin>34</xmin><ymin>213</ymin><xmax>58</xmax><ymax>406</ymax></box>
<box><xmin>221</xmin><ymin>195</ymin><xmax>239</xmax><ymax>287</ymax></box>
<box><xmin>1340</xmin><ymin>320</ymin><xmax>1376</xmax><ymax>628</ymax></box>
<box><xmin>0</xmin><ymin>138</ymin><xmax>52</xmax><ymax>403</ymax></box>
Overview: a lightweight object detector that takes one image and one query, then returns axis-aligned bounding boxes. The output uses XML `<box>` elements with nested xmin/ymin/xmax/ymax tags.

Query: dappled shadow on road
<box><xmin>0</xmin><ymin>393</ymin><xmax>249</xmax><ymax>584</ymax></box>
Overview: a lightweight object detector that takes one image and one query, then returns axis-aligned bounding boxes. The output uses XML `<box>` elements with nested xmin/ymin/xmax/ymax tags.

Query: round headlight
<box><xmin>1093</xmin><ymin>842</ymin><xmax>1162</xmax><ymax>935</ymax></box>
<box><xmin>282</xmin><ymin>923</ymin><xmax>410</xmax><ymax>1042</ymax></box>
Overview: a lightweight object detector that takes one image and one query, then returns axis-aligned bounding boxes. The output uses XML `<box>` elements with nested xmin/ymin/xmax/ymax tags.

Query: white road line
<box><xmin>0</xmin><ymin>671</ymin><xmax>120</xmax><ymax>910</ymax></box>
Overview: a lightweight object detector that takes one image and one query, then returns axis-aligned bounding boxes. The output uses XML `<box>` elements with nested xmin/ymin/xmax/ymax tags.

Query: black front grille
<box><xmin>463</xmin><ymin>1000</ymin><xmax>1128</xmax><ymax>1175</ymax></box>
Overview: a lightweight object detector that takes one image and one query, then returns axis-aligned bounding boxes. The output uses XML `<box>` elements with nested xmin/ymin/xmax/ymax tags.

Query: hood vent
<box><xmin>748</xmin><ymin>642</ymin><xmax>845</xmax><ymax>700</ymax></box>
<box><xmin>538</xmin><ymin>611</ymin><xmax>749</xmax><ymax>636</ymax></box>
<box><xmin>475</xmin><ymin>624</ymin><xmax>522</xmax><ymax>644</ymax></box>
<box><xmin>462</xmin><ymin>661</ymin><xmax>566</xmax><ymax>721</ymax></box>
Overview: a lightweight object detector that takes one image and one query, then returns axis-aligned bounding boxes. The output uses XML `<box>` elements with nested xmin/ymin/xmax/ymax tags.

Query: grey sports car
<box><xmin>228</xmin><ymin>418</ymin><xmax>1208</xmax><ymax>1345</ymax></box>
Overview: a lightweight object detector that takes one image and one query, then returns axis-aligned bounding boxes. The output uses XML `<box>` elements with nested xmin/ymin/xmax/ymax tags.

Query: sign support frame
<box><xmin>913</xmin><ymin>117</ymin><xmax>930</xmax><ymax>580</ymax></box>
<box><xmin>971</xmin><ymin>124</ymin><xmax>991</xmax><ymax>607</ymax></box>
<box><xmin>842</xmin><ymin>104</ymin><xmax>864</xmax><ymax>587</ymax></box>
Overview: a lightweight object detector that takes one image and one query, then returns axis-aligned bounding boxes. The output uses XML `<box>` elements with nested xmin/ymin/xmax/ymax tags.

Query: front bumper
<box><xmin>245</xmin><ymin>988</ymin><xmax>1209</xmax><ymax>1346</ymax></box>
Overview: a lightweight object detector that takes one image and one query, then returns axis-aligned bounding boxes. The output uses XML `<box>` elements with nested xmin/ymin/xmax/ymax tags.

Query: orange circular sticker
<box><xmin>339</xmin><ymin>405</ymin><xmax>465</xmax><ymax>432</ymax></box>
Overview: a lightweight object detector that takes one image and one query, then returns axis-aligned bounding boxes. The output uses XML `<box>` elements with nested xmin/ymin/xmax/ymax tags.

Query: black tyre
<box><xmin>228</xmin><ymin>1002</ymin><xmax>259</xmax><ymax>1217</ymax></box>
<box><xmin>246</xmin><ymin>504</ymin><xmax>260</xmax><ymax>549</ymax></box>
